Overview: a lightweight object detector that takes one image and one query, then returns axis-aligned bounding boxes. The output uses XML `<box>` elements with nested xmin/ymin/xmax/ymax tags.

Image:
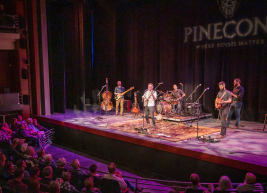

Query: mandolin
<box><xmin>115</xmin><ymin>87</ymin><xmax>134</xmax><ymax>100</ymax></box>
<box><xmin>131</xmin><ymin>91</ymin><xmax>140</xmax><ymax>114</ymax></box>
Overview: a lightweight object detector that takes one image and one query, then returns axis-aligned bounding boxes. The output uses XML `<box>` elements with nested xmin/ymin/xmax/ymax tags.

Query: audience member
<box><xmin>115</xmin><ymin>171</ymin><xmax>142</xmax><ymax>192</ymax></box>
<box><xmin>103</xmin><ymin>162</ymin><xmax>127</xmax><ymax>191</ymax></box>
<box><xmin>27</xmin><ymin>177</ymin><xmax>41</xmax><ymax>193</ymax></box>
<box><xmin>6</xmin><ymin>168</ymin><xmax>28</xmax><ymax>193</ymax></box>
<box><xmin>89</xmin><ymin>164</ymin><xmax>100</xmax><ymax>177</ymax></box>
<box><xmin>11</xmin><ymin>118</ymin><xmax>19</xmax><ymax>132</ymax></box>
<box><xmin>217</xmin><ymin>176</ymin><xmax>233</xmax><ymax>191</ymax></box>
<box><xmin>16</xmin><ymin>138</ymin><xmax>25</xmax><ymax>153</ymax></box>
<box><xmin>33</xmin><ymin>118</ymin><xmax>48</xmax><ymax>131</ymax></box>
<box><xmin>236</xmin><ymin>173</ymin><xmax>263</xmax><ymax>192</ymax></box>
<box><xmin>3</xmin><ymin>161</ymin><xmax>15</xmax><ymax>180</ymax></box>
<box><xmin>54</xmin><ymin>157</ymin><xmax>67</xmax><ymax>179</ymax></box>
<box><xmin>50</xmin><ymin>180</ymin><xmax>60</xmax><ymax>193</ymax></box>
<box><xmin>29</xmin><ymin>166</ymin><xmax>41</xmax><ymax>180</ymax></box>
<box><xmin>71</xmin><ymin>158</ymin><xmax>87</xmax><ymax>175</ymax></box>
<box><xmin>19</xmin><ymin>123</ymin><xmax>39</xmax><ymax>147</ymax></box>
<box><xmin>40</xmin><ymin>166</ymin><xmax>53</xmax><ymax>185</ymax></box>
<box><xmin>17</xmin><ymin>115</ymin><xmax>23</xmax><ymax>125</ymax></box>
<box><xmin>16</xmin><ymin>159</ymin><xmax>30</xmax><ymax>179</ymax></box>
<box><xmin>59</xmin><ymin>171</ymin><xmax>79</xmax><ymax>193</ymax></box>
<box><xmin>81</xmin><ymin>177</ymin><xmax>101</xmax><ymax>193</ymax></box>
<box><xmin>1</xmin><ymin>123</ymin><xmax>13</xmax><ymax>135</ymax></box>
<box><xmin>186</xmin><ymin>173</ymin><xmax>209</xmax><ymax>191</ymax></box>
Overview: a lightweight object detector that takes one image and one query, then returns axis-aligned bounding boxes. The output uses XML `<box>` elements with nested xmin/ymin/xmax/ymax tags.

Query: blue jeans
<box><xmin>123</xmin><ymin>178</ymin><xmax>136</xmax><ymax>191</ymax></box>
<box><xmin>219</xmin><ymin>107</ymin><xmax>229</xmax><ymax>136</ymax></box>
<box><xmin>227</xmin><ymin>102</ymin><xmax>243</xmax><ymax>127</ymax></box>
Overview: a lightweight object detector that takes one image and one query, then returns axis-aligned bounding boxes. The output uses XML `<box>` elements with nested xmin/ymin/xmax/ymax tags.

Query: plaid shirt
<box><xmin>60</xmin><ymin>181</ymin><xmax>79</xmax><ymax>193</ymax></box>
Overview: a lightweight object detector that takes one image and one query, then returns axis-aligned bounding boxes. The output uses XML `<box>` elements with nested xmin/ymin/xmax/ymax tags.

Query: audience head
<box><xmin>115</xmin><ymin>171</ymin><xmax>122</xmax><ymax>178</ymax></box>
<box><xmin>0</xmin><ymin>152</ymin><xmax>6</xmax><ymax>167</ymax></box>
<box><xmin>29</xmin><ymin>166</ymin><xmax>40</xmax><ymax>178</ymax></box>
<box><xmin>28</xmin><ymin>177</ymin><xmax>40</xmax><ymax>193</ymax></box>
<box><xmin>33</xmin><ymin>119</ymin><xmax>38</xmax><ymax>125</ymax></box>
<box><xmin>17</xmin><ymin>139</ymin><xmax>25</xmax><ymax>146</ymax></box>
<box><xmin>21</xmin><ymin>143</ymin><xmax>28</xmax><ymax>153</ymax></box>
<box><xmin>71</xmin><ymin>159</ymin><xmax>80</xmax><ymax>169</ymax></box>
<box><xmin>2</xmin><ymin>123</ymin><xmax>9</xmax><ymax>128</ymax></box>
<box><xmin>190</xmin><ymin>173</ymin><xmax>200</xmax><ymax>186</ymax></box>
<box><xmin>219</xmin><ymin>176</ymin><xmax>233</xmax><ymax>190</ymax></box>
<box><xmin>19</xmin><ymin>123</ymin><xmax>26</xmax><ymax>130</ymax></box>
<box><xmin>26</xmin><ymin>146</ymin><xmax>35</xmax><ymax>156</ymax></box>
<box><xmin>37</xmin><ymin>149</ymin><xmax>45</xmax><ymax>158</ymax></box>
<box><xmin>245</xmin><ymin>173</ymin><xmax>256</xmax><ymax>184</ymax></box>
<box><xmin>49</xmin><ymin>181</ymin><xmax>60</xmax><ymax>193</ymax></box>
<box><xmin>43</xmin><ymin>166</ymin><xmax>53</xmax><ymax>178</ymax></box>
<box><xmin>16</xmin><ymin>159</ymin><xmax>26</xmax><ymax>169</ymax></box>
<box><xmin>4</xmin><ymin>161</ymin><xmax>14</xmax><ymax>173</ymax></box>
<box><xmin>43</xmin><ymin>154</ymin><xmax>53</xmax><ymax>163</ymax></box>
<box><xmin>13</xmin><ymin>118</ymin><xmax>17</xmax><ymax>124</ymax></box>
<box><xmin>14</xmin><ymin>168</ymin><xmax>24</xmax><ymax>180</ymax></box>
<box><xmin>89</xmin><ymin>164</ymin><xmax>97</xmax><ymax>174</ymax></box>
<box><xmin>108</xmin><ymin>162</ymin><xmax>116</xmax><ymax>174</ymax></box>
<box><xmin>61</xmin><ymin>171</ymin><xmax>71</xmax><ymax>182</ymax></box>
<box><xmin>57</xmin><ymin>157</ymin><xmax>66</xmax><ymax>167</ymax></box>
<box><xmin>17</xmin><ymin>115</ymin><xmax>23</xmax><ymax>121</ymax></box>
<box><xmin>27</xmin><ymin>118</ymin><xmax>33</xmax><ymax>124</ymax></box>
<box><xmin>11</xmin><ymin>138</ymin><xmax>18</xmax><ymax>147</ymax></box>
<box><xmin>84</xmin><ymin>178</ymin><xmax>94</xmax><ymax>190</ymax></box>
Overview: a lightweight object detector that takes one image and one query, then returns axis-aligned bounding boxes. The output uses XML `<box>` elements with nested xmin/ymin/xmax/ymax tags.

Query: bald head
<box><xmin>245</xmin><ymin>173</ymin><xmax>256</xmax><ymax>184</ymax></box>
<box><xmin>190</xmin><ymin>173</ymin><xmax>200</xmax><ymax>185</ymax></box>
<box><xmin>108</xmin><ymin>162</ymin><xmax>116</xmax><ymax>174</ymax></box>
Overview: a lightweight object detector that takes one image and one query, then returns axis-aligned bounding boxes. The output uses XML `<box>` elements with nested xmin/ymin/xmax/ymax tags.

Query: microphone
<box><xmin>102</xmin><ymin>85</ymin><xmax>106</xmax><ymax>88</ymax></box>
<box><xmin>205</xmin><ymin>87</ymin><xmax>209</xmax><ymax>90</ymax></box>
<box><xmin>197</xmin><ymin>84</ymin><xmax>201</xmax><ymax>87</ymax></box>
<box><xmin>158</xmin><ymin>82</ymin><xmax>163</xmax><ymax>84</ymax></box>
<box><xmin>180</xmin><ymin>83</ymin><xmax>183</xmax><ymax>85</ymax></box>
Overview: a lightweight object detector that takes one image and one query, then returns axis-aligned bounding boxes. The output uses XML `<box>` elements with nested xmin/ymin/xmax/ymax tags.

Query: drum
<box><xmin>155</xmin><ymin>101</ymin><xmax>172</xmax><ymax>115</ymax></box>
<box><xmin>164</xmin><ymin>94</ymin><xmax>172</xmax><ymax>102</ymax></box>
<box><xmin>170</xmin><ymin>99</ymin><xmax>179</xmax><ymax>105</ymax></box>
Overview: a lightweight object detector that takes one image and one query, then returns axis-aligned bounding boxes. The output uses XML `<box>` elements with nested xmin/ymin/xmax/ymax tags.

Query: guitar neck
<box><xmin>121</xmin><ymin>88</ymin><xmax>132</xmax><ymax>95</ymax></box>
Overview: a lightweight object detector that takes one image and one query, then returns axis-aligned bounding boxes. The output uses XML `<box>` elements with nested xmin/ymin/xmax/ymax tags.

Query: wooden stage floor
<box><xmin>35</xmin><ymin>108</ymin><xmax>267</xmax><ymax>177</ymax></box>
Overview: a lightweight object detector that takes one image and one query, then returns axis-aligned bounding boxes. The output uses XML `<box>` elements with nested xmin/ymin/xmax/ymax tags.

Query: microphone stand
<box><xmin>185</xmin><ymin>84</ymin><xmax>201</xmax><ymax>101</ymax></box>
<box><xmin>141</xmin><ymin>83</ymin><xmax>162</xmax><ymax>133</ymax></box>
<box><xmin>97</xmin><ymin>86</ymin><xmax>106</xmax><ymax>117</ymax></box>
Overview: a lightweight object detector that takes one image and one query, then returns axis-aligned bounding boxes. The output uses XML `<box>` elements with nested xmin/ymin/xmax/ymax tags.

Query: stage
<box><xmin>35</xmin><ymin>107</ymin><xmax>267</xmax><ymax>182</ymax></box>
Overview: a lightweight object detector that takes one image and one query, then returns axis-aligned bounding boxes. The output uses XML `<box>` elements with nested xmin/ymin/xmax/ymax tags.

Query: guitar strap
<box><xmin>220</xmin><ymin>90</ymin><xmax>227</xmax><ymax>100</ymax></box>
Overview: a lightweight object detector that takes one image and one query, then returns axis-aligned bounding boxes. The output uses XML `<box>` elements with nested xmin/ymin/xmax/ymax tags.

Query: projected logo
<box><xmin>217</xmin><ymin>0</ymin><xmax>241</xmax><ymax>18</ymax></box>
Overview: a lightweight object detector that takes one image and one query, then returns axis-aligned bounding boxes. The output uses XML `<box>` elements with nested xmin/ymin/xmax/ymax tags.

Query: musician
<box><xmin>172</xmin><ymin>84</ymin><xmax>186</xmax><ymax>108</ymax></box>
<box><xmin>114</xmin><ymin>81</ymin><xmax>125</xmax><ymax>116</ymax></box>
<box><xmin>227</xmin><ymin>78</ymin><xmax>244</xmax><ymax>128</ymax></box>
<box><xmin>142</xmin><ymin>83</ymin><xmax>157</xmax><ymax>127</ymax></box>
<box><xmin>216</xmin><ymin>81</ymin><xmax>232</xmax><ymax>138</ymax></box>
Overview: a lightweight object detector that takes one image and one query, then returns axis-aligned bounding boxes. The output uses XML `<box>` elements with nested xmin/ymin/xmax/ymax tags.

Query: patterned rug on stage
<box><xmin>109</xmin><ymin>119</ymin><xmax>220</xmax><ymax>142</ymax></box>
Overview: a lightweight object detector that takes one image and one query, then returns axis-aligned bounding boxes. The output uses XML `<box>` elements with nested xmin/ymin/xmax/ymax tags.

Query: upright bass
<box><xmin>101</xmin><ymin>78</ymin><xmax>113</xmax><ymax>111</ymax></box>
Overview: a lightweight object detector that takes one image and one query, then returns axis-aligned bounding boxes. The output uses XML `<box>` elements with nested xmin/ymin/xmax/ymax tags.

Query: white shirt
<box><xmin>103</xmin><ymin>173</ymin><xmax>127</xmax><ymax>191</ymax></box>
<box><xmin>143</xmin><ymin>90</ymin><xmax>157</xmax><ymax>107</ymax></box>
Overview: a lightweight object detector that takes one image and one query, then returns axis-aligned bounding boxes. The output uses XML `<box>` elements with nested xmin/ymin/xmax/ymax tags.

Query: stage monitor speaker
<box><xmin>21</xmin><ymin>69</ymin><xmax>28</xmax><ymax>79</ymax></box>
<box><xmin>23</xmin><ymin>95</ymin><xmax>30</xmax><ymax>105</ymax></box>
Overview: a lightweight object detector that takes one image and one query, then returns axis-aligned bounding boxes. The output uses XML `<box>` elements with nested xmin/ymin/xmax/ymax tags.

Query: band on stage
<box><xmin>102</xmin><ymin>78</ymin><xmax>244</xmax><ymax>137</ymax></box>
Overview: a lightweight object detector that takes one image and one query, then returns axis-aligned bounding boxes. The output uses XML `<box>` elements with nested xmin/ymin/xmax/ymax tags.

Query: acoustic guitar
<box><xmin>115</xmin><ymin>87</ymin><xmax>134</xmax><ymax>100</ymax></box>
<box><xmin>131</xmin><ymin>91</ymin><xmax>140</xmax><ymax>114</ymax></box>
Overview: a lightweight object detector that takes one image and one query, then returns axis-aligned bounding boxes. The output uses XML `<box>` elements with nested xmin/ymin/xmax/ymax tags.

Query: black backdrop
<box><xmin>47</xmin><ymin>0</ymin><xmax>267</xmax><ymax>122</ymax></box>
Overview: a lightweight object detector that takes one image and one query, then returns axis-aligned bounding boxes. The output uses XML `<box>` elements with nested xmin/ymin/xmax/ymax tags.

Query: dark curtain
<box><xmin>113</xmin><ymin>0</ymin><xmax>267</xmax><ymax>122</ymax></box>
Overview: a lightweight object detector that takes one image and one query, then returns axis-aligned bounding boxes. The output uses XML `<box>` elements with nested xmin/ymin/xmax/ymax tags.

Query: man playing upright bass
<box><xmin>114</xmin><ymin>81</ymin><xmax>125</xmax><ymax>116</ymax></box>
<box><xmin>215</xmin><ymin>81</ymin><xmax>232</xmax><ymax>138</ymax></box>
<box><xmin>142</xmin><ymin>83</ymin><xmax>157</xmax><ymax>128</ymax></box>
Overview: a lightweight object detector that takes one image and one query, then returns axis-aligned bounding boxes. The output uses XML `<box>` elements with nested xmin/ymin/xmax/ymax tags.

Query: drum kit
<box><xmin>155</xmin><ymin>90</ymin><xmax>184</xmax><ymax>116</ymax></box>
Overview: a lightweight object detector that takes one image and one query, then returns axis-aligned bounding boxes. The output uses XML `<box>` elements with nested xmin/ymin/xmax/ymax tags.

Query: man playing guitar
<box><xmin>215</xmin><ymin>81</ymin><xmax>232</xmax><ymax>138</ymax></box>
<box><xmin>114</xmin><ymin>81</ymin><xmax>125</xmax><ymax>116</ymax></box>
<box><xmin>227</xmin><ymin>78</ymin><xmax>244</xmax><ymax>128</ymax></box>
<box><xmin>142</xmin><ymin>83</ymin><xmax>157</xmax><ymax>127</ymax></box>
<box><xmin>172</xmin><ymin>84</ymin><xmax>186</xmax><ymax>109</ymax></box>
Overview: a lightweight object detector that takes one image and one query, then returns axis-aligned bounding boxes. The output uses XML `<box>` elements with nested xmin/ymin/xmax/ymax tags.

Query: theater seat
<box><xmin>100</xmin><ymin>178</ymin><xmax>129</xmax><ymax>193</ymax></box>
<box><xmin>214</xmin><ymin>189</ymin><xmax>238</xmax><ymax>193</ymax></box>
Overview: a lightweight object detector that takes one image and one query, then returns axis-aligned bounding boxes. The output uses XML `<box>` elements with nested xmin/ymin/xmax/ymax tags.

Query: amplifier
<box><xmin>123</xmin><ymin>100</ymin><xmax>130</xmax><ymax>112</ymax></box>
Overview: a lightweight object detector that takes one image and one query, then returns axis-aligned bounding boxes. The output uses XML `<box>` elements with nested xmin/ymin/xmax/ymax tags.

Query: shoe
<box><xmin>121</xmin><ymin>114</ymin><xmax>123</xmax><ymax>116</ymax></box>
<box><xmin>147</xmin><ymin>123</ymin><xmax>150</xmax><ymax>126</ymax></box>
<box><xmin>153</xmin><ymin>125</ymin><xmax>156</xmax><ymax>128</ymax></box>
<box><xmin>216</xmin><ymin>135</ymin><xmax>226</xmax><ymax>139</ymax></box>
<box><xmin>231</xmin><ymin>126</ymin><xmax>239</xmax><ymax>129</ymax></box>
<box><xmin>115</xmin><ymin>113</ymin><xmax>118</xmax><ymax>116</ymax></box>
